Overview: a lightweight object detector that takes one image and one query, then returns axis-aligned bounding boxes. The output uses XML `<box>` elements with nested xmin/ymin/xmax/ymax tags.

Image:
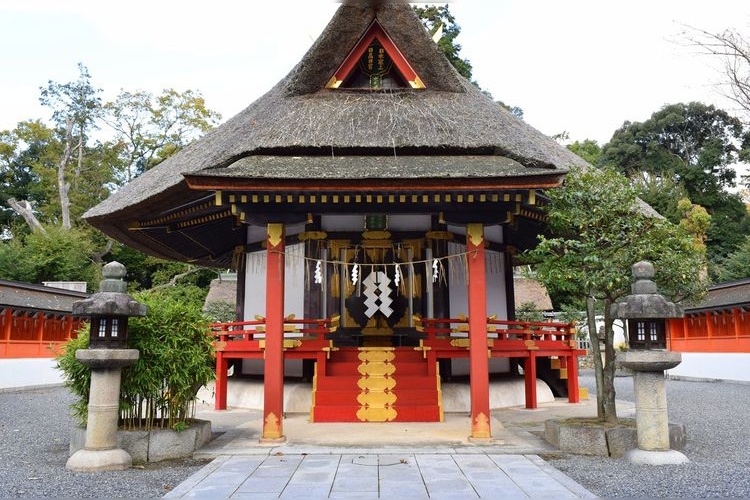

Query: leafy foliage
<box><xmin>526</xmin><ymin>165</ymin><xmax>707</xmax><ymax>422</ymax></box>
<box><xmin>0</xmin><ymin>122</ymin><xmax>53</xmax><ymax>230</ymax></box>
<box><xmin>1</xmin><ymin>64</ymin><xmax>222</xmax><ymax>292</ymax></box>
<box><xmin>103</xmin><ymin>88</ymin><xmax>221</xmax><ymax>184</ymax></box>
<box><xmin>56</xmin><ymin>289</ymin><xmax>215</xmax><ymax>430</ymax></box>
<box><xmin>530</xmin><ymin>166</ymin><xmax>705</xmax><ymax>303</ymax></box>
<box><xmin>600</xmin><ymin>102</ymin><xmax>750</xmax><ymax>266</ymax></box>
<box><xmin>718</xmin><ymin>235</ymin><xmax>750</xmax><ymax>281</ymax></box>
<box><xmin>413</xmin><ymin>5</ymin><xmax>473</xmax><ymax>80</ymax></box>
<box><xmin>566</xmin><ymin>139</ymin><xmax>602</xmax><ymax>165</ymax></box>
<box><xmin>497</xmin><ymin>101</ymin><xmax>524</xmax><ymax>120</ymax></box>
<box><xmin>55</xmin><ymin>328</ymin><xmax>92</xmax><ymax>424</ymax></box>
<box><xmin>0</xmin><ymin>225</ymin><xmax>99</xmax><ymax>288</ymax></box>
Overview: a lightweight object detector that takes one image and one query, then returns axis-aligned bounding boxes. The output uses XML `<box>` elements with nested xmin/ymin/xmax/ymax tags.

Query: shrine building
<box><xmin>84</xmin><ymin>2</ymin><xmax>588</xmax><ymax>441</ymax></box>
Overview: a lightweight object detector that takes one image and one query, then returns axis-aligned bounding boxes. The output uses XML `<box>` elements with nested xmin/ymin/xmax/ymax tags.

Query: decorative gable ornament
<box><xmin>326</xmin><ymin>20</ymin><xmax>425</xmax><ymax>90</ymax></box>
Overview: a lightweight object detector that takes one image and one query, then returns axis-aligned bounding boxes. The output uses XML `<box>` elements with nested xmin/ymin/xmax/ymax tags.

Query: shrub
<box><xmin>56</xmin><ymin>288</ymin><xmax>215</xmax><ymax>430</ymax></box>
<box><xmin>55</xmin><ymin>327</ymin><xmax>92</xmax><ymax>425</ymax></box>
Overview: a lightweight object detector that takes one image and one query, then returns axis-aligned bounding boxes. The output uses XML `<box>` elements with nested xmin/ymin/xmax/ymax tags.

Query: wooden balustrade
<box><xmin>415</xmin><ymin>315</ymin><xmax>577</xmax><ymax>345</ymax></box>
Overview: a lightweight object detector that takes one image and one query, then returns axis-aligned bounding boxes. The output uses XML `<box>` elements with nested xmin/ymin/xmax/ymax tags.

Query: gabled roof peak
<box><xmin>283</xmin><ymin>3</ymin><xmax>465</xmax><ymax>96</ymax></box>
<box><xmin>326</xmin><ymin>19</ymin><xmax>425</xmax><ymax>90</ymax></box>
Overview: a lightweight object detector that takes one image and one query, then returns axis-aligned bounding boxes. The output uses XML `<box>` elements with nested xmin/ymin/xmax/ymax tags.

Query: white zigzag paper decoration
<box><xmin>363</xmin><ymin>272</ymin><xmax>380</xmax><ymax>318</ymax></box>
<box><xmin>362</xmin><ymin>271</ymin><xmax>394</xmax><ymax>318</ymax></box>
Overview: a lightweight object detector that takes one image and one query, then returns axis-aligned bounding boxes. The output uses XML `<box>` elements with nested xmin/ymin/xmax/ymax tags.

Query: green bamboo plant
<box><xmin>57</xmin><ymin>289</ymin><xmax>215</xmax><ymax>431</ymax></box>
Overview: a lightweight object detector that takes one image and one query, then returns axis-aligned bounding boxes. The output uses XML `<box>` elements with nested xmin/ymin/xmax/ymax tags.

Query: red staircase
<box><xmin>311</xmin><ymin>347</ymin><xmax>443</xmax><ymax>422</ymax></box>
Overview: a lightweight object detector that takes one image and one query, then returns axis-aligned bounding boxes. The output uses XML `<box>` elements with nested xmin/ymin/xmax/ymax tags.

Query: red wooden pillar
<box><xmin>466</xmin><ymin>223</ymin><xmax>491</xmax><ymax>439</ymax></box>
<box><xmin>567</xmin><ymin>354</ymin><xmax>580</xmax><ymax>403</ymax></box>
<box><xmin>215</xmin><ymin>352</ymin><xmax>228</xmax><ymax>410</ymax></box>
<box><xmin>524</xmin><ymin>352</ymin><xmax>537</xmax><ymax>409</ymax></box>
<box><xmin>262</xmin><ymin>223</ymin><xmax>286</xmax><ymax>443</ymax></box>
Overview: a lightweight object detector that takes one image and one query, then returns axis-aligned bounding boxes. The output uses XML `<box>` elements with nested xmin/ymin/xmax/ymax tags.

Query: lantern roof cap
<box><xmin>72</xmin><ymin>262</ymin><xmax>147</xmax><ymax>317</ymax></box>
<box><xmin>610</xmin><ymin>261</ymin><xmax>684</xmax><ymax>320</ymax></box>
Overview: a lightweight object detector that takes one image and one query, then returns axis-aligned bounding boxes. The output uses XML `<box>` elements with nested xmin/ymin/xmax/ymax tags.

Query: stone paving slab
<box><xmin>164</xmin><ymin>453</ymin><xmax>596</xmax><ymax>498</ymax></box>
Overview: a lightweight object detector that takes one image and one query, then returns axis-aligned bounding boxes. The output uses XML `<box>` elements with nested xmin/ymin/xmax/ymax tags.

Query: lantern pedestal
<box><xmin>66</xmin><ymin>349</ymin><xmax>139</xmax><ymax>472</ymax></box>
<box><xmin>618</xmin><ymin>350</ymin><xmax>689</xmax><ymax>465</ymax></box>
<box><xmin>611</xmin><ymin>261</ymin><xmax>688</xmax><ymax>465</ymax></box>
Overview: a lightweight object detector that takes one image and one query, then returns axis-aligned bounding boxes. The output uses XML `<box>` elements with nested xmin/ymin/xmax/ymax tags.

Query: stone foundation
<box><xmin>544</xmin><ymin>418</ymin><xmax>685</xmax><ymax>458</ymax></box>
<box><xmin>70</xmin><ymin>419</ymin><xmax>212</xmax><ymax>463</ymax></box>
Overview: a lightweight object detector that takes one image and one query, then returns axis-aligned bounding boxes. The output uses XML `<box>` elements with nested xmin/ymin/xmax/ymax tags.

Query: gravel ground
<box><xmin>549</xmin><ymin>371</ymin><xmax>750</xmax><ymax>498</ymax></box>
<box><xmin>2</xmin><ymin>374</ymin><xmax>749</xmax><ymax>498</ymax></box>
<box><xmin>0</xmin><ymin>387</ymin><xmax>208</xmax><ymax>498</ymax></box>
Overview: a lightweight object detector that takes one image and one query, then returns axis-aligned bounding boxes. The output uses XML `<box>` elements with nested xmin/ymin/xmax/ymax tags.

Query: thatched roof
<box><xmin>513</xmin><ymin>277</ymin><xmax>553</xmax><ymax>311</ymax></box>
<box><xmin>84</xmin><ymin>3</ymin><xmax>589</xmax><ymax>266</ymax></box>
<box><xmin>204</xmin><ymin>276</ymin><xmax>237</xmax><ymax>307</ymax></box>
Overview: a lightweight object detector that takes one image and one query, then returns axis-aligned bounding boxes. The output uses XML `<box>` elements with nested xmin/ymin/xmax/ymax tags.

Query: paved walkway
<box><xmin>164</xmin><ymin>398</ymin><xmax>618</xmax><ymax>498</ymax></box>
<box><xmin>0</xmin><ymin>360</ymin><xmax>601</xmax><ymax>498</ymax></box>
<box><xmin>165</xmin><ymin>452</ymin><xmax>595</xmax><ymax>498</ymax></box>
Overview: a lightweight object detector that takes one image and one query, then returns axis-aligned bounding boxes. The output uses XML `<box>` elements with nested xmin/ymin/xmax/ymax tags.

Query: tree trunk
<box><xmin>58</xmin><ymin>117</ymin><xmax>74</xmax><ymax>230</ymax></box>
<box><xmin>601</xmin><ymin>299</ymin><xmax>619</xmax><ymax>424</ymax></box>
<box><xmin>7</xmin><ymin>198</ymin><xmax>46</xmax><ymax>233</ymax></box>
<box><xmin>586</xmin><ymin>297</ymin><xmax>605</xmax><ymax>420</ymax></box>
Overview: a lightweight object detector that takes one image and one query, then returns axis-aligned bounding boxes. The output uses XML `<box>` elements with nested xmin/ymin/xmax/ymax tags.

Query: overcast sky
<box><xmin>1</xmin><ymin>1</ymin><xmax>748</xmax><ymax>145</ymax></box>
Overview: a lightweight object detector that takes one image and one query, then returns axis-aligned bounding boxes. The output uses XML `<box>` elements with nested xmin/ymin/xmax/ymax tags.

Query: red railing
<box><xmin>210</xmin><ymin>315</ymin><xmax>338</xmax><ymax>343</ymax></box>
<box><xmin>416</xmin><ymin>316</ymin><xmax>577</xmax><ymax>344</ymax></box>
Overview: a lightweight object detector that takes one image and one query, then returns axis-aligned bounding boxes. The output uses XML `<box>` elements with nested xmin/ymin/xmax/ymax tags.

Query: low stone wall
<box><xmin>544</xmin><ymin>418</ymin><xmax>685</xmax><ymax>458</ymax></box>
<box><xmin>70</xmin><ymin>419</ymin><xmax>212</xmax><ymax>463</ymax></box>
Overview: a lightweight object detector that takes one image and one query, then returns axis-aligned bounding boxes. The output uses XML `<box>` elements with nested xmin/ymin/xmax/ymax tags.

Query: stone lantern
<box><xmin>65</xmin><ymin>262</ymin><xmax>147</xmax><ymax>472</ymax></box>
<box><xmin>611</xmin><ymin>261</ymin><xmax>688</xmax><ymax>465</ymax></box>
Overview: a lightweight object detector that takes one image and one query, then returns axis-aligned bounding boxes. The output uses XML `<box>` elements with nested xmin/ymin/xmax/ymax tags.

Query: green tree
<box><xmin>414</xmin><ymin>6</ymin><xmax>525</xmax><ymax>119</ymax></box>
<box><xmin>601</xmin><ymin>102</ymin><xmax>750</xmax><ymax>265</ymax></box>
<box><xmin>1</xmin><ymin>64</ymin><xmax>222</xmax><ymax>290</ymax></box>
<box><xmin>38</xmin><ymin>63</ymin><xmax>104</xmax><ymax>230</ymax></box>
<box><xmin>677</xmin><ymin>198</ymin><xmax>711</xmax><ymax>255</ymax></box>
<box><xmin>0</xmin><ymin>122</ymin><xmax>52</xmax><ymax>233</ymax></box>
<box><xmin>0</xmin><ymin>225</ymin><xmax>99</xmax><ymax>288</ymax></box>
<box><xmin>413</xmin><ymin>4</ymin><xmax>473</xmax><ymax>80</ymax></box>
<box><xmin>526</xmin><ymin>166</ymin><xmax>706</xmax><ymax>423</ymax></box>
<box><xmin>567</xmin><ymin>139</ymin><xmax>602</xmax><ymax>165</ymax></box>
<box><xmin>103</xmin><ymin>88</ymin><xmax>221</xmax><ymax>184</ymax></box>
<box><xmin>719</xmin><ymin>235</ymin><xmax>750</xmax><ymax>281</ymax></box>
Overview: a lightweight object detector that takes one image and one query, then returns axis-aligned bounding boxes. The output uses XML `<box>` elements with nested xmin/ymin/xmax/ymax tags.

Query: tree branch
<box><xmin>148</xmin><ymin>266</ymin><xmax>203</xmax><ymax>291</ymax></box>
<box><xmin>7</xmin><ymin>198</ymin><xmax>46</xmax><ymax>233</ymax></box>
